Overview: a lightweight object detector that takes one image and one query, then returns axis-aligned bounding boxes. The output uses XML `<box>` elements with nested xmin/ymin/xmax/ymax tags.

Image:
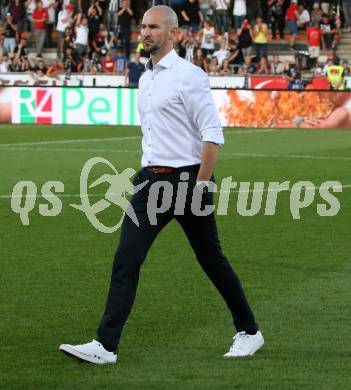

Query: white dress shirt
<box><xmin>137</xmin><ymin>49</ymin><xmax>224</xmax><ymax>168</ymax></box>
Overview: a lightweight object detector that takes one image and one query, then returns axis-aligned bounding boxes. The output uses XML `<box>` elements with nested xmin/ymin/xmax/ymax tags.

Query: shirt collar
<box><xmin>145</xmin><ymin>49</ymin><xmax>178</xmax><ymax>71</ymax></box>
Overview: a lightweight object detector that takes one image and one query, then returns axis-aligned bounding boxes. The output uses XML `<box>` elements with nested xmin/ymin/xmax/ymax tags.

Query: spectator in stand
<box><xmin>56</xmin><ymin>4</ymin><xmax>73</xmax><ymax>57</ymax></box>
<box><xmin>288</xmin><ymin>72</ymin><xmax>304</xmax><ymax>89</ymax></box>
<box><xmin>130</xmin><ymin>0</ymin><xmax>147</xmax><ymax>27</ymax></box>
<box><xmin>232</xmin><ymin>0</ymin><xmax>247</xmax><ymax>30</ymax></box>
<box><xmin>320</xmin><ymin>0</ymin><xmax>331</xmax><ymax>15</ymax></box>
<box><xmin>213</xmin><ymin>39</ymin><xmax>229</xmax><ymax>67</ymax></box>
<box><xmin>125</xmin><ymin>51</ymin><xmax>144</xmax><ymax>87</ymax></box>
<box><xmin>8</xmin><ymin>55</ymin><xmax>21</xmax><ymax>72</ymax></box>
<box><xmin>25</xmin><ymin>0</ymin><xmax>37</xmax><ymax>36</ymax></box>
<box><xmin>96</xmin><ymin>0</ymin><xmax>108</xmax><ymax>14</ymax></box>
<box><xmin>20</xmin><ymin>56</ymin><xmax>34</xmax><ymax>72</ymax></box>
<box><xmin>182</xmin><ymin>28</ymin><xmax>196</xmax><ymax>62</ymax></box>
<box><xmin>107</xmin><ymin>0</ymin><xmax>119</xmax><ymax>33</ymax></box>
<box><xmin>1</xmin><ymin>13</ymin><xmax>17</xmax><ymax>55</ymax></box>
<box><xmin>9</xmin><ymin>0</ymin><xmax>25</xmax><ymax>39</ymax></box>
<box><xmin>62</xmin><ymin>26</ymin><xmax>74</xmax><ymax>56</ymax></box>
<box><xmin>114</xmin><ymin>47</ymin><xmax>128</xmax><ymax>74</ymax></box>
<box><xmin>256</xmin><ymin>55</ymin><xmax>271</xmax><ymax>74</ymax></box>
<box><xmin>42</xmin><ymin>0</ymin><xmax>57</xmax><ymax>47</ymax></box>
<box><xmin>306</xmin><ymin>21</ymin><xmax>322</xmax><ymax>65</ymax></box>
<box><xmin>47</xmin><ymin>58</ymin><xmax>64</xmax><ymax>78</ymax></box>
<box><xmin>342</xmin><ymin>59</ymin><xmax>350</xmax><ymax>76</ymax></box>
<box><xmin>135</xmin><ymin>33</ymin><xmax>147</xmax><ymax>59</ymax></box>
<box><xmin>199</xmin><ymin>19</ymin><xmax>216</xmax><ymax>57</ymax></box>
<box><xmin>117</xmin><ymin>0</ymin><xmax>133</xmax><ymax>58</ymax></box>
<box><xmin>79</xmin><ymin>0</ymin><xmax>90</xmax><ymax>15</ymax></box>
<box><xmin>208</xmin><ymin>55</ymin><xmax>220</xmax><ymax>75</ymax></box>
<box><xmin>92</xmin><ymin>25</ymin><xmax>115</xmax><ymax>56</ymax></box>
<box><xmin>199</xmin><ymin>0</ymin><xmax>211</xmax><ymax>21</ymax></box>
<box><xmin>214</xmin><ymin>0</ymin><xmax>229</xmax><ymax>34</ymax></box>
<box><xmin>63</xmin><ymin>46</ymin><xmax>78</xmax><ymax>77</ymax></box>
<box><xmin>0</xmin><ymin>36</ymin><xmax>4</xmax><ymax>57</ymax></box>
<box><xmin>270</xmin><ymin>54</ymin><xmax>284</xmax><ymax>74</ymax></box>
<box><xmin>177</xmin><ymin>27</ymin><xmax>190</xmax><ymax>58</ymax></box>
<box><xmin>32</xmin><ymin>0</ymin><xmax>48</xmax><ymax>58</ymax></box>
<box><xmin>181</xmin><ymin>0</ymin><xmax>203</xmax><ymax>32</ymax></box>
<box><xmin>192</xmin><ymin>47</ymin><xmax>208</xmax><ymax>71</ymax></box>
<box><xmin>237</xmin><ymin>18</ymin><xmax>253</xmax><ymax>56</ymax></box>
<box><xmin>89</xmin><ymin>51</ymin><xmax>103</xmax><ymax>73</ymax></box>
<box><xmin>268</xmin><ymin>0</ymin><xmax>286</xmax><ymax>40</ymax></box>
<box><xmin>88</xmin><ymin>2</ymin><xmax>103</xmax><ymax>45</ymax></box>
<box><xmin>220</xmin><ymin>58</ymin><xmax>232</xmax><ymax>75</ymax></box>
<box><xmin>56</xmin><ymin>4</ymin><xmax>74</xmax><ymax>58</ymax></box>
<box><xmin>0</xmin><ymin>54</ymin><xmax>9</xmax><ymax>72</ymax></box>
<box><xmin>285</xmin><ymin>0</ymin><xmax>299</xmax><ymax>50</ymax></box>
<box><xmin>326</xmin><ymin>58</ymin><xmax>345</xmax><ymax>90</ymax></box>
<box><xmin>310</xmin><ymin>2</ymin><xmax>323</xmax><ymax>25</ymax></box>
<box><xmin>252</xmin><ymin>16</ymin><xmax>268</xmax><ymax>60</ymax></box>
<box><xmin>14</xmin><ymin>37</ymin><xmax>29</xmax><ymax>58</ymax></box>
<box><xmin>227</xmin><ymin>34</ymin><xmax>244</xmax><ymax>70</ymax></box>
<box><xmin>297</xmin><ymin>4</ymin><xmax>310</xmax><ymax>30</ymax></box>
<box><xmin>170</xmin><ymin>0</ymin><xmax>186</xmax><ymax>26</ymax></box>
<box><xmin>33</xmin><ymin>58</ymin><xmax>47</xmax><ymax>76</ymax></box>
<box><xmin>81</xmin><ymin>54</ymin><xmax>91</xmax><ymax>73</ymax></box>
<box><xmin>343</xmin><ymin>0</ymin><xmax>351</xmax><ymax>32</ymax></box>
<box><xmin>283</xmin><ymin>58</ymin><xmax>302</xmax><ymax>88</ymax></box>
<box><xmin>322</xmin><ymin>56</ymin><xmax>334</xmax><ymax>74</ymax></box>
<box><xmin>238</xmin><ymin>54</ymin><xmax>255</xmax><ymax>75</ymax></box>
<box><xmin>320</xmin><ymin>13</ymin><xmax>337</xmax><ymax>51</ymax></box>
<box><xmin>102</xmin><ymin>51</ymin><xmax>116</xmax><ymax>73</ymax></box>
<box><xmin>75</xmin><ymin>14</ymin><xmax>89</xmax><ymax>56</ymax></box>
<box><xmin>1</xmin><ymin>1</ymin><xmax>10</xmax><ymax>22</ymax></box>
<box><xmin>32</xmin><ymin>60</ymin><xmax>49</xmax><ymax>85</ymax></box>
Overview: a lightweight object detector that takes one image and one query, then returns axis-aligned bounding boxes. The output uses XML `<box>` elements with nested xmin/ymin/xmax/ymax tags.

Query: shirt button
<box><xmin>148</xmin><ymin>160</ymin><xmax>151</xmax><ymax>164</ymax></box>
<box><xmin>148</xmin><ymin>144</ymin><xmax>151</xmax><ymax>147</ymax></box>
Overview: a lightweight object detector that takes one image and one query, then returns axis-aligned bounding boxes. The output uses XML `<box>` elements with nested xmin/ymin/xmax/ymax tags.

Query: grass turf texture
<box><xmin>0</xmin><ymin>125</ymin><xmax>350</xmax><ymax>389</ymax></box>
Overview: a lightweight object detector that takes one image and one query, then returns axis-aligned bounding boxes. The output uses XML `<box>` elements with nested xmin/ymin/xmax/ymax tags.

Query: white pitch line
<box><xmin>1</xmin><ymin>146</ymin><xmax>350</xmax><ymax>162</ymax></box>
<box><xmin>225</xmin><ymin>129</ymin><xmax>275</xmax><ymax>134</ymax></box>
<box><xmin>227</xmin><ymin>152</ymin><xmax>351</xmax><ymax>161</ymax></box>
<box><xmin>0</xmin><ymin>129</ymin><xmax>274</xmax><ymax>149</ymax></box>
<box><xmin>2</xmin><ymin>148</ymin><xmax>349</xmax><ymax>161</ymax></box>
<box><xmin>1</xmin><ymin>184</ymin><xmax>351</xmax><ymax>200</ymax></box>
<box><xmin>0</xmin><ymin>147</ymin><xmax>140</xmax><ymax>153</ymax></box>
<box><xmin>0</xmin><ymin>136</ymin><xmax>139</xmax><ymax>148</ymax></box>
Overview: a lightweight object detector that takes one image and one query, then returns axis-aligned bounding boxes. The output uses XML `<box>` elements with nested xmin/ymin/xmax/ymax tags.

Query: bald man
<box><xmin>59</xmin><ymin>6</ymin><xmax>264</xmax><ymax>364</ymax></box>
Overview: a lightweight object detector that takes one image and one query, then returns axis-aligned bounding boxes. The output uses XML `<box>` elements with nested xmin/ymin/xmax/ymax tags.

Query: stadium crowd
<box><xmin>0</xmin><ymin>0</ymin><xmax>350</xmax><ymax>88</ymax></box>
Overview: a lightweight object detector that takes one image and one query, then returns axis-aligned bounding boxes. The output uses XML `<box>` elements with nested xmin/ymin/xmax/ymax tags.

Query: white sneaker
<box><xmin>59</xmin><ymin>339</ymin><xmax>117</xmax><ymax>364</ymax></box>
<box><xmin>224</xmin><ymin>330</ymin><xmax>264</xmax><ymax>357</ymax></box>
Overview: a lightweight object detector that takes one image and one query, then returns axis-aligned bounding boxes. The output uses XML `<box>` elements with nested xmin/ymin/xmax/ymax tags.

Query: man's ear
<box><xmin>170</xmin><ymin>26</ymin><xmax>178</xmax><ymax>40</ymax></box>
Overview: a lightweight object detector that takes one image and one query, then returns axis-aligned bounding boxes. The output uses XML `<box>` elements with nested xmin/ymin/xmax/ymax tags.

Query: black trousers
<box><xmin>96</xmin><ymin>165</ymin><xmax>258</xmax><ymax>352</ymax></box>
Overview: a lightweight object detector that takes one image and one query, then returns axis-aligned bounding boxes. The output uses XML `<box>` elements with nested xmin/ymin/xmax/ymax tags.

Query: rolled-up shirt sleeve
<box><xmin>179</xmin><ymin>66</ymin><xmax>225</xmax><ymax>146</ymax></box>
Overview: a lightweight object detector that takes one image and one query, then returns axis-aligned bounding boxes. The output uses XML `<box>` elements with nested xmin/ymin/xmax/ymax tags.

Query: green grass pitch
<box><xmin>0</xmin><ymin>124</ymin><xmax>350</xmax><ymax>389</ymax></box>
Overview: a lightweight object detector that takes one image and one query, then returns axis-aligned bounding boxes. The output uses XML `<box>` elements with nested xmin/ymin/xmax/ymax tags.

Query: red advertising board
<box><xmin>250</xmin><ymin>76</ymin><xmax>289</xmax><ymax>90</ymax></box>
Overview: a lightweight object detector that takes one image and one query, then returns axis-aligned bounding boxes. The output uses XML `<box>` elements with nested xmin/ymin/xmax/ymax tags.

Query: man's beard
<box><xmin>143</xmin><ymin>43</ymin><xmax>160</xmax><ymax>55</ymax></box>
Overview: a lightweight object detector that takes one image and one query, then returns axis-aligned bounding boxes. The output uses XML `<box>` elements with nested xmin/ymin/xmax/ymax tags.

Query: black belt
<box><xmin>144</xmin><ymin>164</ymin><xmax>200</xmax><ymax>174</ymax></box>
<box><xmin>144</xmin><ymin>166</ymin><xmax>175</xmax><ymax>174</ymax></box>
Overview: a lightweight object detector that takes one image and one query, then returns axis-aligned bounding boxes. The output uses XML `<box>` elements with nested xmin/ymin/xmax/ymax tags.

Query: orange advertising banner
<box><xmin>217</xmin><ymin>90</ymin><xmax>351</xmax><ymax>129</ymax></box>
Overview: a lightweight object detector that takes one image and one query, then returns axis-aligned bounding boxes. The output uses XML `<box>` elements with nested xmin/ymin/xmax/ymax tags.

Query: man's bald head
<box><xmin>144</xmin><ymin>5</ymin><xmax>179</xmax><ymax>28</ymax></box>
